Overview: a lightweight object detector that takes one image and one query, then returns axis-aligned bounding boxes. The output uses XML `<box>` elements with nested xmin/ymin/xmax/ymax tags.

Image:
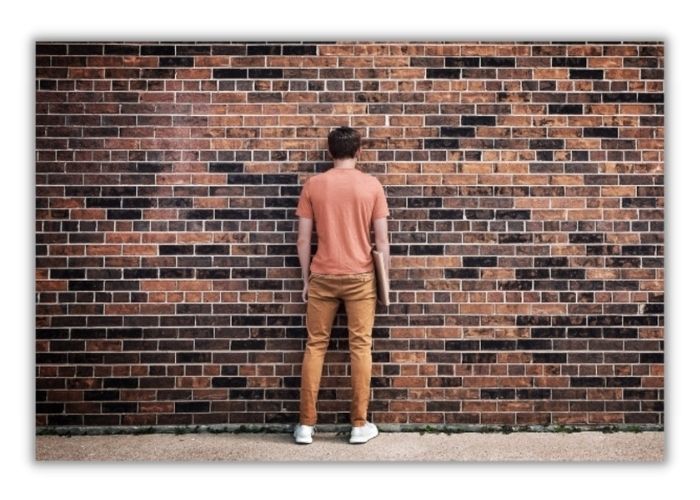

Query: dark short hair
<box><xmin>328</xmin><ymin>126</ymin><xmax>361</xmax><ymax>159</ymax></box>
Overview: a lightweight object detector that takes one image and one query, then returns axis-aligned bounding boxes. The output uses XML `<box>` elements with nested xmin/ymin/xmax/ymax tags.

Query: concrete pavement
<box><xmin>35</xmin><ymin>430</ymin><xmax>664</xmax><ymax>462</ymax></box>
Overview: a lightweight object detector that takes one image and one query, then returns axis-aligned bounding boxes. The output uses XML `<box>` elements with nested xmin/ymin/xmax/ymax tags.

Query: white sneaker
<box><xmin>349</xmin><ymin>422</ymin><xmax>379</xmax><ymax>444</ymax></box>
<box><xmin>293</xmin><ymin>423</ymin><xmax>315</xmax><ymax>444</ymax></box>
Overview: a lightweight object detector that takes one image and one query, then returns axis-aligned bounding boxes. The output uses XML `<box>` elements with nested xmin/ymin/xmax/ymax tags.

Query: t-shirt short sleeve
<box><xmin>371</xmin><ymin>182</ymin><xmax>390</xmax><ymax>220</ymax></box>
<box><xmin>295</xmin><ymin>179</ymin><xmax>313</xmax><ymax>218</ymax></box>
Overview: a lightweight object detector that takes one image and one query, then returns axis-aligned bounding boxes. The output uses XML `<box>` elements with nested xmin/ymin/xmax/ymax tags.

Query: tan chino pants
<box><xmin>299</xmin><ymin>270</ymin><xmax>376</xmax><ymax>427</ymax></box>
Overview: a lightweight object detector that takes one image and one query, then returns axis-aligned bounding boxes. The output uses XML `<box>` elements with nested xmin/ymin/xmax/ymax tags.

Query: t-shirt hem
<box><xmin>310</xmin><ymin>264</ymin><xmax>374</xmax><ymax>274</ymax></box>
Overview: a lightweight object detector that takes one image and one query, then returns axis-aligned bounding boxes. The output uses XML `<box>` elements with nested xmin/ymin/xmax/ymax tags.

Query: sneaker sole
<box><xmin>295</xmin><ymin>438</ymin><xmax>313</xmax><ymax>444</ymax></box>
<box><xmin>349</xmin><ymin>428</ymin><xmax>379</xmax><ymax>444</ymax></box>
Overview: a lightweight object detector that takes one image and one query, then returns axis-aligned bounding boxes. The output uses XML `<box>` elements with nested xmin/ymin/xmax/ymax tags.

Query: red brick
<box><xmin>34</xmin><ymin>41</ymin><xmax>664</xmax><ymax>431</ymax></box>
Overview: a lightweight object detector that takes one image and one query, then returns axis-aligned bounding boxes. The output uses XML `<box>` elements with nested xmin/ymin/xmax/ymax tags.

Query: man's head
<box><xmin>328</xmin><ymin>126</ymin><xmax>362</xmax><ymax>160</ymax></box>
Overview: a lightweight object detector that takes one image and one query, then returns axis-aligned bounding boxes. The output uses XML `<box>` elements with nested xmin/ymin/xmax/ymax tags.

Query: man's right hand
<box><xmin>302</xmin><ymin>280</ymin><xmax>309</xmax><ymax>302</ymax></box>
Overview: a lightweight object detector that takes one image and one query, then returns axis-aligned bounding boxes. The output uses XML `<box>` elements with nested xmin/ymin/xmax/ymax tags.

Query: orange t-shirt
<box><xmin>295</xmin><ymin>167</ymin><xmax>390</xmax><ymax>275</ymax></box>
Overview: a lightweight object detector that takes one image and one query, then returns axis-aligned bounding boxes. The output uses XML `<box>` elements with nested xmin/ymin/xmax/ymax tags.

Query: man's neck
<box><xmin>333</xmin><ymin>157</ymin><xmax>357</xmax><ymax>169</ymax></box>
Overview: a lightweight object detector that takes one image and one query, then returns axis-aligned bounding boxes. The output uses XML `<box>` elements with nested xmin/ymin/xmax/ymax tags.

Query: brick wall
<box><xmin>35</xmin><ymin>41</ymin><xmax>664</xmax><ymax>430</ymax></box>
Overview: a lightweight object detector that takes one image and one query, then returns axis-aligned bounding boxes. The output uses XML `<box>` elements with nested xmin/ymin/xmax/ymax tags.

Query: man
<box><xmin>293</xmin><ymin>126</ymin><xmax>390</xmax><ymax>445</ymax></box>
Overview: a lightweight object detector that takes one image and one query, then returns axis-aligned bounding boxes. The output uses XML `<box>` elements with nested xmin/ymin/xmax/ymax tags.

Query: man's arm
<box><xmin>372</xmin><ymin>217</ymin><xmax>390</xmax><ymax>273</ymax></box>
<box><xmin>296</xmin><ymin>216</ymin><xmax>313</xmax><ymax>285</ymax></box>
